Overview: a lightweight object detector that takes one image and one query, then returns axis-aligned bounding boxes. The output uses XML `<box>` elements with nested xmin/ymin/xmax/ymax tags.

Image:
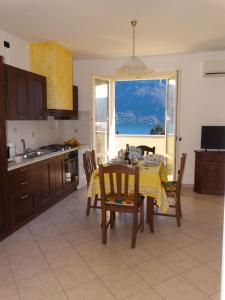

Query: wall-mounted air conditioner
<box><xmin>203</xmin><ymin>60</ymin><xmax>225</xmax><ymax>78</ymax></box>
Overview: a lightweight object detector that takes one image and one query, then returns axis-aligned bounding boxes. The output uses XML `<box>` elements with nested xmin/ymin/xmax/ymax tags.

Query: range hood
<box><xmin>30</xmin><ymin>41</ymin><xmax>73</xmax><ymax>111</ymax></box>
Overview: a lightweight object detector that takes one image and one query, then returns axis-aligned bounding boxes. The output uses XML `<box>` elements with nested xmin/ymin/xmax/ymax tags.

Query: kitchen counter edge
<box><xmin>8</xmin><ymin>144</ymin><xmax>88</xmax><ymax>171</ymax></box>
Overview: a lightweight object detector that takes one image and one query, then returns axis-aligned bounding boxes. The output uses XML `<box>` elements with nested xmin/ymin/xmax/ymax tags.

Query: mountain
<box><xmin>115</xmin><ymin>80</ymin><xmax>166</xmax><ymax>127</ymax></box>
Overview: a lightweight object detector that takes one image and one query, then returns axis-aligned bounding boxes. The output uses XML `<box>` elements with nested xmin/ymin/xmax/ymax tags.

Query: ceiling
<box><xmin>0</xmin><ymin>0</ymin><xmax>225</xmax><ymax>59</ymax></box>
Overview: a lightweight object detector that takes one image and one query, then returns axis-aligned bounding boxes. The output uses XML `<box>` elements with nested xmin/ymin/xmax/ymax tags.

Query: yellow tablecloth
<box><xmin>87</xmin><ymin>161</ymin><xmax>169</xmax><ymax>213</ymax></box>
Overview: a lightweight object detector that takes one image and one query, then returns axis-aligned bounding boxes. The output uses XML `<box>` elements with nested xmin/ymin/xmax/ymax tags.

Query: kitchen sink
<box><xmin>23</xmin><ymin>150</ymin><xmax>48</xmax><ymax>159</ymax></box>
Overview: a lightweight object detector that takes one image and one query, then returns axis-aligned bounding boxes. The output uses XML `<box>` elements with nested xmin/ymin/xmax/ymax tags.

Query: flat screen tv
<box><xmin>201</xmin><ymin>126</ymin><xmax>225</xmax><ymax>150</ymax></box>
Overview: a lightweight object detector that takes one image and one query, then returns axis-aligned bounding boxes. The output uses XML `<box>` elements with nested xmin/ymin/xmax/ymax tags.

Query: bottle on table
<box><xmin>124</xmin><ymin>144</ymin><xmax>130</xmax><ymax>164</ymax></box>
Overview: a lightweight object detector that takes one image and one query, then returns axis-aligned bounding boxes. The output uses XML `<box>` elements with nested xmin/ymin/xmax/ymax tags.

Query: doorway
<box><xmin>92</xmin><ymin>72</ymin><xmax>179</xmax><ymax>180</ymax></box>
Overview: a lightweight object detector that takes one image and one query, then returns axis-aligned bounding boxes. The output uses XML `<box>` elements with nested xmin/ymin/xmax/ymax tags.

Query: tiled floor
<box><xmin>0</xmin><ymin>187</ymin><xmax>223</xmax><ymax>299</ymax></box>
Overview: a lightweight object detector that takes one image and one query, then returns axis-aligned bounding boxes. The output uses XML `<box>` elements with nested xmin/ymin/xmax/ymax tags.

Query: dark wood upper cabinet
<box><xmin>3</xmin><ymin>64</ymin><xmax>47</xmax><ymax>120</ymax></box>
<box><xmin>30</xmin><ymin>73</ymin><xmax>47</xmax><ymax>120</ymax></box>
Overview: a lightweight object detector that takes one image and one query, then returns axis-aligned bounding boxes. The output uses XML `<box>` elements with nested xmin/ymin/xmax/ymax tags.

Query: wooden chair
<box><xmin>99</xmin><ymin>164</ymin><xmax>144</xmax><ymax>248</ymax></box>
<box><xmin>148</xmin><ymin>153</ymin><xmax>187</xmax><ymax>230</ymax></box>
<box><xmin>137</xmin><ymin>145</ymin><xmax>155</xmax><ymax>155</ymax></box>
<box><xmin>83</xmin><ymin>150</ymin><xmax>101</xmax><ymax>216</ymax></box>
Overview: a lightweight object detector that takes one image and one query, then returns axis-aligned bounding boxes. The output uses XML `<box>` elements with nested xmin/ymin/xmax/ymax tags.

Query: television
<box><xmin>201</xmin><ymin>126</ymin><xmax>225</xmax><ymax>150</ymax></box>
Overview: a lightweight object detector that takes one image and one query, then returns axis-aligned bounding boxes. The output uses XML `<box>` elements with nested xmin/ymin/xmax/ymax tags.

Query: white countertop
<box><xmin>8</xmin><ymin>144</ymin><xmax>88</xmax><ymax>171</ymax></box>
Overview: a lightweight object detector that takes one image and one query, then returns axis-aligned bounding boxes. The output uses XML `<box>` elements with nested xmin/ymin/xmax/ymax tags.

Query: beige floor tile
<box><xmin>0</xmin><ymin>283</ymin><xmax>20</xmax><ymax>300</ymax></box>
<box><xmin>161</xmin><ymin>231</ymin><xmax>197</xmax><ymax>248</ymax></box>
<box><xmin>0</xmin><ymin>265</ymin><xmax>15</xmax><ymax>288</ymax></box>
<box><xmin>10</xmin><ymin>254</ymin><xmax>50</xmax><ymax>281</ymax></box>
<box><xmin>65</xmin><ymin>228</ymin><xmax>97</xmax><ymax>246</ymax></box>
<box><xmin>208</xmin><ymin>292</ymin><xmax>221</xmax><ymax>300</ymax></box>
<box><xmin>102</xmin><ymin>267</ymin><xmax>147</xmax><ymax>299</ymax></box>
<box><xmin>182</xmin><ymin>240</ymin><xmax>222</xmax><ymax>263</ymax></box>
<box><xmin>124</xmin><ymin>287</ymin><xmax>163</xmax><ymax>300</ymax></box>
<box><xmin>66</xmin><ymin>279</ymin><xmax>115</xmax><ymax>300</ymax></box>
<box><xmin>6</xmin><ymin>241</ymin><xmax>41</xmax><ymax>259</ymax></box>
<box><xmin>0</xmin><ymin>249</ymin><xmax>9</xmax><ymax>268</ymax></box>
<box><xmin>39</xmin><ymin>291</ymin><xmax>68</xmax><ymax>300</ymax></box>
<box><xmin>133</xmin><ymin>258</ymin><xmax>176</xmax><ymax>286</ymax></box>
<box><xmin>56</xmin><ymin>218</ymin><xmax>85</xmax><ymax>234</ymax></box>
<box><xmin>111</xmin><ymin>245</ymin><xmax>152</xmax><ymax>266</ymax></box>
<box><xmin>27</xmin><ymin>218</ymin><xmax>52</xmax><ymax>232</ymax></box>
<box><xmin>74</xmin><ymin>239</ymin><xmax>113</xmax><ymax>259</ymax></box>
<box><xmin>53</xmin><ymin>261</ymin><xmax>97</xmax><ymax>289</ymax></box>
<box><xmin>158</xmin><ymin>249</ymin><xmax>201</xmax><ymax>274</ymax></box>
<box><xmin>182</xmin><ymin>265</ymin><xmax>220</xmax><ymax>296</ymax></box>
<box><xmin>206</xmin><ymin>259</ymin><xmax>222</xmax><ymax>274</ymax></box>
<box><xmin>31</xmin><ymin>224</ymin><xmax>62</xmax><ymax>240</ymax></box>
<box><xmin>48</xmin><ymin>211</ymin><xmax>74</xmax><ymax>224</ymax></box>
<box><xmin>86</xmin><ymin>252</ymin><xmax>126</xmax><ymax>277</ymax></box>
<box><xmin>141</xmin><ymin>238</ymin><xmax>177</xmax><ymax>257</ymax></box>
<box><xmin>17</xmin><ymin>271</ymin><xmax>62</xmax><ymax>300</ymax></box>
<box><xmin>45</xmin><ymin>205</ymin><xmax>69</xmax><ymax>217</ymax></box>
<box><xmin>44</xmin><ymin>247</ymin><xmax>82</xmax><ymax>269</ymax></box>
<box><xmin>153</xmin><ymin>275</ymin><xmax>206</xmax><ymax>300</ymax></box>
<box><xmin>36</xmin><ymin>235</ymin><xmax>71</xmax><ymax>254</ymax></box>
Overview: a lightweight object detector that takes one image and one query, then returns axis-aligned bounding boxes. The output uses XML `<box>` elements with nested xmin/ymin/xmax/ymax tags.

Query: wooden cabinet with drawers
<box><xmin>194</xmin><ymin>150</ymin><xmax>225</xmax><ymax>195</ymax></box>
<box><xmin>8</xmin><ymin>164</ymin><xmax>38</xmax><ymax>228</ymax></box>
<box><xmin>7</xmin><ymin>154</ymin><xmax>67</xmax><ymax>232</ymax></box>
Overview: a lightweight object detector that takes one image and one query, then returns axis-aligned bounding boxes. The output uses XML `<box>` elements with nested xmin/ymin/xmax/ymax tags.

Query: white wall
<box><xmin>0</xmin><ymin>28</ymin><xmax>29</xmax><ymax>69</ymax></box>
<box><xmin>74</xmin><ymin>51</ymin><xmax>225</xmax><ymax>184</ymax></box>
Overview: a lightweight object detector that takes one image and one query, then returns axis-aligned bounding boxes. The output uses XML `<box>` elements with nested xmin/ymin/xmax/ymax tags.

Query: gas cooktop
<box><xmin>39</xmin><ymin>144</ymin><xmax>75</xmax><ymax>152</ymax></box>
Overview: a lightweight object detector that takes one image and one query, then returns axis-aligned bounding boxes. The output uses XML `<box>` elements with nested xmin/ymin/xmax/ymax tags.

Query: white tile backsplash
<box><xmin>6</xmin><ymin>116</ymin><xmax>83</xmax><ymax>154</ymax></box>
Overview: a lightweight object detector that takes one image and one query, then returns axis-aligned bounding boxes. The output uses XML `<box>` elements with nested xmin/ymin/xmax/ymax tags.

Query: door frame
<box><xmin>91</xmin><ymin>75</ymin><xmax>113</xmax><ymax>163</ymax></box>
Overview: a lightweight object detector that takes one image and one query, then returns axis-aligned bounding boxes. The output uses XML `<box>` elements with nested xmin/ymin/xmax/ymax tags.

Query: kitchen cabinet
<box><xmin>0</xmin><ymin>121</ymin><xmax>9</xmax><ymax>237</ymax></box>
<box><xmin>194</xmin><ymin>150</ymin><xmax>225</xmax><ymax>195</ymax></box>
<box><xmin>5</xmin><ymin>147</ymin><xmax>83</xmax><ymax>239</ymax></box>
<box><xmin>37</xmin><ymin>159</ymin><xmax>52</xmax><ymax>211</ymax></box>
<box><xmin>8</xmin><ymin>164</ymin><xmax>38</xmax><ymax>228</ymax></box>
<box><xmin>3</xmin><ymin>64</ymin><xmax>47</xmax><ymax>120</ymax></box>
<box><xmin>51</xmin><ymin>155</ymin><xmax>65</xmax><ymax>200</ymax></box>
<box><xmin>30</xmin><ymin>72</ymin><xmax>47</xmax><ymax>120</ymax></box>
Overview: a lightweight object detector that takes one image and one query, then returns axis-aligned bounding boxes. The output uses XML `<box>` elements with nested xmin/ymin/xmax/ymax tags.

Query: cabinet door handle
<box><xmin>19</xmin><ymin>116</ymin><xmax>26</xmax><ymax>119</ymax></box>
<box><xmin>20</xmin><ymin>180</ymin><xmax>28</xmax><ymax>185</ymax></box>
<box><xmin>21</xmin><ymin>194</ymin><xmax>29</xmax><ymax>199</ymax></box>
<box><xmin>20</xmin><ymin>168</ymin><xmax>27</xmax><ymax>171</ymax></box>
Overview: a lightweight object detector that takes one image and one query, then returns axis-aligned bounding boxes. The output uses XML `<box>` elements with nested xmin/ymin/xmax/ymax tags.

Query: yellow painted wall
<box><xmin>30</xmin><ymin>41</ymin><xmax>73</xmax><ymax>110</ymax></box>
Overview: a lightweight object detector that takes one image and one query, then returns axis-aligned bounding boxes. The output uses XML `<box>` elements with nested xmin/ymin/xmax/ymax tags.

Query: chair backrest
<box><xmin>99</xmin><ymin>164</ymin><xmax>139</xmax><ymax>209</ymax></box>
<box><xmin>177</xmin><ymin>153</ymin><xmax>187</xmax><ymax>197</ymax></box>
<box><xmin>83</xmin><ymin>150</ymin><xmax>97</xmax><ymax>187</ymax></box>
<box><xmin>137</xmin><ymin>145</ymin><xmax>155</xmax><ymax>155</ymax></box>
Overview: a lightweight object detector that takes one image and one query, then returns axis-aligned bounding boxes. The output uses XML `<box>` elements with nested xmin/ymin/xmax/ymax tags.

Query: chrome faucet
<box><xmin>21</xmin><ymin>139</ymin><xmax>26</xmax><ymax>153</ymax></box>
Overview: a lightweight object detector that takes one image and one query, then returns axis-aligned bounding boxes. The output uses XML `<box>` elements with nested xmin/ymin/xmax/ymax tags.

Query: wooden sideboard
<box><xmin>194</xmin><ymin>150</ymin><xmax>225</xmax><ymax>195</ymax></box>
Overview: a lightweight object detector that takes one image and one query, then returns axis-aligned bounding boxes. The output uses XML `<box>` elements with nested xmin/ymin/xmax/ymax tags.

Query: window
<box><xmin>115</xmin><ymin>79</ymin><xmax>166</xmax><ymax>135</ymax></box>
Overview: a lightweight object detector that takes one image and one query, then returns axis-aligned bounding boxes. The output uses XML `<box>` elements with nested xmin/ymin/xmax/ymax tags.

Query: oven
<box><xmin>64</xmin><ymin>150</ymin><xmax>79</xmax><ymax>185</ymax></box>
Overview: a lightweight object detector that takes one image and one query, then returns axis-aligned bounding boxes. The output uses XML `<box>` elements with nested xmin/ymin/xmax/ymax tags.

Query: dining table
<box><xmin>87</xmin><ymin>159</ymin><xmax>170</xmax><ymax>214</ymax></box>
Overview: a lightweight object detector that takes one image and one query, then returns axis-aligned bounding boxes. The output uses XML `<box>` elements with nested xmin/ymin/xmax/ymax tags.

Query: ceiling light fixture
<box><xmin>115</xmin><ymin>20</ymin><xmax>153</xmax><ymax>77</ymax></box>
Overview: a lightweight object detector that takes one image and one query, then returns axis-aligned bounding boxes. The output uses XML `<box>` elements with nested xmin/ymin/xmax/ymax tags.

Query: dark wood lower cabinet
<box><xmin>5</xmin><ymin>153</ymin><xmax>76</xmax><ymax>239</ymax></box>
<box><xmin>51</xmin><ymin>155</ymin><xmax>65</xmax><ymax>201</ymax></box>
<box><xmin>194</xmin><ymin>150</ymin><xmax>225</xmax><ymax>195</ymax></box>
<box><xmin>38</xmin><ymin>160</ymin><xmax>52</xmax><ymax>211</ymax></box>
<box><xmin>11</xmin><ymin>187</ymin><xmax>37</xmax><ymax>228</ymax></box>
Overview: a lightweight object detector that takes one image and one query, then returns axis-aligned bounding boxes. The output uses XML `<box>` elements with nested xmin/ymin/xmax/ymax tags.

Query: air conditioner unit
<box><xmin>203</xmin><ymin>60</ymin><xmax>225</xmax><ymax>78</ymax></box>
